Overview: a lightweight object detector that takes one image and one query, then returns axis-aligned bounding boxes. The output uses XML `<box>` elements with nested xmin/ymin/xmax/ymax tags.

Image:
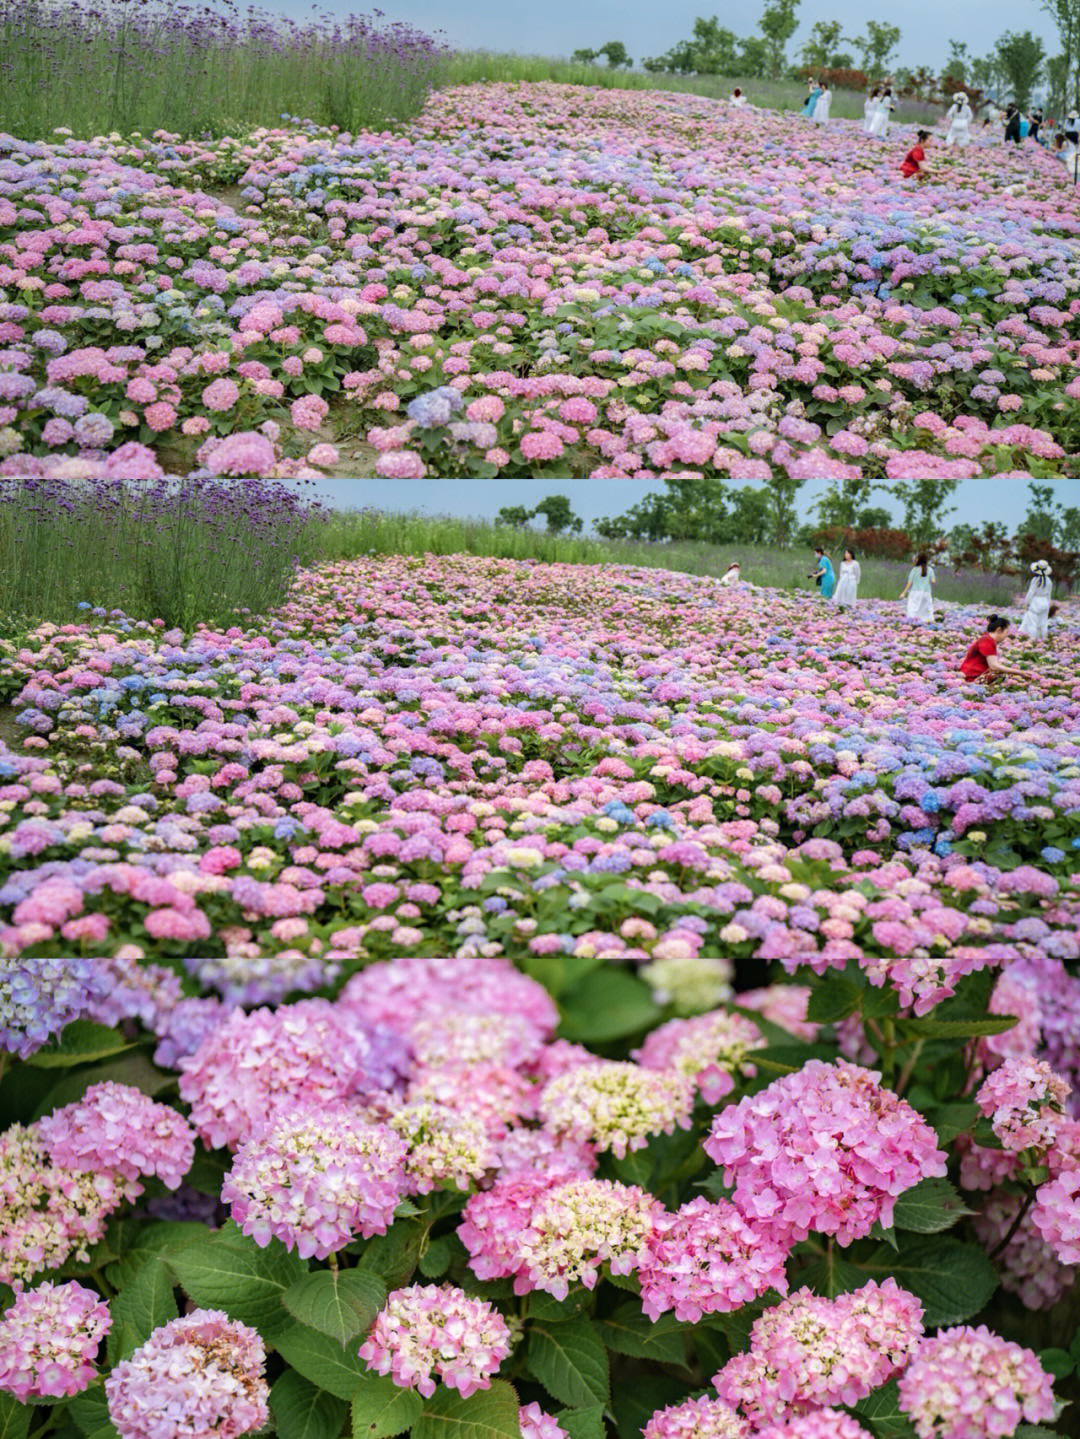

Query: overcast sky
<box><xmin>275</xmin><ymin>0</ymin><xmax>1061</xmax><ymax>78</ymax></box>
<box><xmin>298</xmin><ymin>480</ymin><xmax>1071</xmax><ymax>533</ymax></box>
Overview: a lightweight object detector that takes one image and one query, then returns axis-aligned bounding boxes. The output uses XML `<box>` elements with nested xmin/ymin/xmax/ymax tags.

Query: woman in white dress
<box><xmin>1018</xmin><ymin>560</ymin><xmax>1054</xmax><ymax>639</ymax></box>
<box><xmin>730</xmin><ymin>88</ymin><xmax>749</xmax><ymax>108</ymax></box>
<box><xmin>863</xmin><ymin>88</ymin><xmax>880</xmax><ymax>133</ymax></box>
<box><xmin>869</xmin><ymin>88</ymin><xmax>895</xmax><ymax>139</ymax></box>
<box><xmin>832</xmin><ymin>547</ymin><xmax>860</xmax><ymax>608</ymax></box>
<box><xmin>900</xmin><ymin>551</ymin><xmax>936</xmax><ymax>621</ymax></box>
<box><xmin>944</xmin><ymin>93</ymin><xmax>972</xmax><ymax>147</ymax></box>
<box><xmin>814</xmin><ymin>85</ymin><xmax>832</xmax><ymax>124</ymax></box>
<box><xmin>718</xmin><ymin>562</ymin><xmax>742</xmax><ymax>587</ymax></box>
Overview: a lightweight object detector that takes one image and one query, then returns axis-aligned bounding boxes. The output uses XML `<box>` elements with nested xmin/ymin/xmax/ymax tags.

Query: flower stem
<box><xmin>989</xmin><ymin>1191</ymin><xmax>1035</xmax><ymax>1260</ymax></box>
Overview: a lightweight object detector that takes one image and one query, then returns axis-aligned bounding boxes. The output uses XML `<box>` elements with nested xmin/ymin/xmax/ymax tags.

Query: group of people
<box><xmin>719</xmin><ymin>555</ymin><xmax>1060</xmax><ymax>688</ymax></box>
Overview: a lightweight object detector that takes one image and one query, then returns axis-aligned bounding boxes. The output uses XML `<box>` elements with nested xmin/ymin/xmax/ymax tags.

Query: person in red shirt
<box><xmin>960</xmin><ymin>616</ymin><xmax>1031</xmax><ymax>686</ymax></box>
<box><xmin>901</xmin><ymin>130</ymin><xmax>931</xmax><ymax>179</ymax></box>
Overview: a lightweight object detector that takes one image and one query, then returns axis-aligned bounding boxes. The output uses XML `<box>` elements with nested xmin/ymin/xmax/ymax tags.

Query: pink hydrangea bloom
<box><xmin>358</xmin><ymin>1284</ymin><xmax>511</xmax><ymax>1398</ymax></box>
<box><xmin>975</xmin><ymin>1057</ymin><xmax>1070</xmax><ymax>1153</ymax></box>
<box><xmin>388</xmin><ymin>1102</ymin><xmax>496</xmax><ymax>1193</ymax></box>
<box><xmin>634</xmin><ymin>1009</ymin><xmax>765</xmax><ymax>1104</ymax></box>
<box><xmin>704</xmin><ymin>1060</ymin><xmax>946</xmax><ymax>1246</ymax></box>
<box><xmin>973</xmin><ymin>1190</ymin><xmax>1075</xmax><ymax>1311</ymax></box>
<box><xmin>897</xmin><ymin>1326</ymin><xmax>1056</xmax><ymax>1439</ymax></box>
<box><xmin>0</xmin><ymin>1281</ymin><xmax>111</xmax><ymax>1400</ymax></box>
<box><xmin>0</xmin><ymin>1123</ymin><xmax>127</xmax><ymax>1287</ymax></box>
<box><xmin>756</xmin><ymin>1414</ymin><xmax>875</xmax><ymax>1439</ymax></box>
<box><xmin>106</xmin><ymin>1310</ymin><xmax>269</xmax><ymax>1439</ymax></box>
<box><xmin>514</xmin><ymin>1177</ymin><xmax>663</xmax><ymax>1299</ymax></box>
<box><xmin>539</xmin><ymin>1061</ymin><xmax>694</xmax><ymax>1158</ymax></box>
<box><xmin>38</xmin><ymin>1082</ymin><xmax>195</xmax><ymax>1191</ymax></box>
<box><xmin>178</xmin><ymin>1000</ymin><xmax>384</xmax><ymax>1149</ymax></box>
<box><xmin>520</xmin><ymin>1403</ymin><xmax>568</xmax><ymax>1439</ymax></box>
<box><xmin>714</xmin><ymin>1280</ymin><xmax>923</xmax><ymax>1421</ymax></box>
<box><xmin>643</xmin><ymin>1395</ymin><xmax>749</xmax><ymax>1439</ymax></box>
<box><xmin>1031</xmin><ymin>1167</ymin><xmax>1080</xmax><ymax>1265</ymax></box>
<box><xmin>339</xmin><ymin>957</ymin><xmax>558</xmax><ymax>1037</ymax></box>
<box><xmin>638</xmin><ymin>1196</ymin><xmax>790</xmax><ymax>1322</ymax></box>
<box><xmin>221</xmin><ymin>1103</ymin><xmax>407</xmax><ymax>1258</ymax></box>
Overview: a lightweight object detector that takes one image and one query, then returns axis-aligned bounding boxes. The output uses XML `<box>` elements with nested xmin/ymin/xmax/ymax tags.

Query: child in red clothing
<box><xmin>900</xmin><ymin>130</ymin><xmax>931</xmax><ymax>179</ymax></box>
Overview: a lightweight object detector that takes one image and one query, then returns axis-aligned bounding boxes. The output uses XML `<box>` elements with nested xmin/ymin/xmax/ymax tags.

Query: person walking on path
<box><xmin>810</xmin><ymin>547</ymin><xmax>836</xmax><ymax>598</ymax></box>
<box><xmin>1018</xmin><ymin>560</ymin><xmax>1055</xmax><ymax>640</ymax></box>
<box><xmin>960</xmin><ymin>615</ymin><xmax>1034</xmax><ymax>686</ymax></box>
<box><xmin>900</xmin><ymin>552</ymin><xmax>936</xmax><ymax>622</ymax></box>
<box><xmin>833</xmin><ymin>548</ymin><xmax>860</xmax><ymax>608</ymax></box>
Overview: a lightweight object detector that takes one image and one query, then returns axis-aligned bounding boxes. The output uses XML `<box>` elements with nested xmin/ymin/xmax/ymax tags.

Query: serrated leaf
<box><xmin>1015</xmin><ymin>1428</ymin><xmax>1065</xmax><ymax>1439</ymax></box>
<box><xmin>412</xmin><ymin>1380</ymin><xmax>522</xmax><ymax>1439</ymax></box>
<box><xmin>33</xmin><ymin>1053</ymin><xmax>174</xmax><ymax>1119</ymax></box>
<box><xmin>270</xmin><ymin>1370</ymin><xmax>348</xmax><ymax>1439</ymax></box>
<box><xmin>283</xmin><ymin>1270</ymin><xmax>386</xmax><ymax>1347</ymax></box>
<box><xmin>275</xmin><ymin>1323</ymin><xmax>372</xmax><ymax>1400</ymax></box>
<box><xmin>860</xmin><ymin>983</ymin><xmax>900</xmax><ymax>1020</ymax></box>
<box><xmin>350</xmin><ymin>1373</ymin><xmax>423</xmax><ymax>1439</ymax></box>
<box><xmin>182</xmin><ymin>1146</ymin><xmax>230</xmax><ymax>1198</ymax></box>
<box><xmin>524</xmin><ymin>1288</ymin><xmax>589</xmax><ymax>1322</ymax></box>
<box><xmin>104</xmin><ymin>1220</ymin><xmax>206</xmax><ymax>1290</ymax></box>
<box><xmin>931</xmin><ymin>1102</ymin><xmax>978</xmax><ymax>1145</ymax></box>
<box><xmin>595</xmin><ymin>1304</ymin><xmax>690</xmax><ymax>1365</ymax></box>
<box><xmin>855</xmin><ymin>1380</ymin><xmax>919</xmax><ymax>1439</ymax></box>
<box><xmin>898</xmin><ymin>1015</ymin><xmax>1017</xmax><ymax>1039</ymax></box>
<box><xmin>67</xmin><ymin>1392</ymin><xmax>114</xmax><ymax>1439</ymax></box>
<box><xmin>557</xmin><ymin>968</ymin><xmax>660</xmax><ymax>1043</ymax></box>
<box><xmin>417</xmin><ymin>1236</ymin><xmax>452</xmax><ymax>1279</ymax></box>
<box><xmin>168</xmin><ymin>1222</ymin><xmax>306</xmax><ymax>1339</ymax></box>
<box><xmin>892</xmin><ymin>1178</ymin><xmax>972</xmax><ymax>1234</ymax></box>
<box><xmin>799</xmin><ymin>1253</ymin><xmax>867</xmax><ymax>1298</ymax></box>
<box><xmin>108</xmin><ymin>1257</ymin><xmax>178</xmax><ymax>1364</ymax></box>
<box><xmin>747</xmin><ymin>1045</ymin><xmax>836</xmax><ymax>1075</ymax></box>
<box><xmin>1039</xmin><ymin>1349</ymin><xmax>1074</xmax><ymax>1379</ymax></box>
<box><xmin>556</xmin><ymin>1408</ymin><xmax>605</xmax><ymax>1439</ymax></box>
<box><xmin>0</xmin><ymin>1394</ymin><xmax>28</xmax><ymax>1439</ymax></box>
<box><xmin>716</xmin><ymin>1291</ymin><xmax>781</xmax><ymax>1353</ymax></box>
<box><xmin>527</xmin><ymin>1317</ymin><xmax>610</xmax><ymax>1409</ymax></box>
<box><xmin>806</xmin><ymin>974</ymin><xmax>861</xmax><ymax>1024</ymax></box>
<box><xmin>692</xmin><ymin>1325</ymin><xmax>728</xmax><ymax>1377</ymax></box>
<box><xmin>858</xmin><ymin>1238</ymin><xmax>998</xmax><ymax>1327</ymax></box>
<box><xmin>355</xmin><ymin>1220</ymin><xmax>423</xmax><ymax>1289</ymax></box>
<box><xmin>24</xmin><ymin>1021</ymin><xmax>134</xmax><ymax>1068</ymax></box>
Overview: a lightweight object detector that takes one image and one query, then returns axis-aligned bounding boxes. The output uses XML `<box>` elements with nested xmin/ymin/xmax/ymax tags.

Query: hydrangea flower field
<box><xmin>4</xmin><ymin>83</ymin><xmax>1080</xmax><ymax>478</ymax></box>
<box><xmin>3</xmin><ymin>548</ymin><xmax>1080</xmax><ymax>1439</ymax></box>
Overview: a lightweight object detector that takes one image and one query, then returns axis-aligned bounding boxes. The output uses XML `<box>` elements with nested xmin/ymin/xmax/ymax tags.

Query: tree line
<box><xmin>574</xmin><ymin>2</ymin><xmax>1076</xmax><ymax>113</ymax></box>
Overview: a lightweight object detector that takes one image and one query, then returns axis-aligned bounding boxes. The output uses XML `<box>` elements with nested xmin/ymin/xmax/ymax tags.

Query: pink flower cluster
<box><xmin>538</xmin><ymin>1061</ymin><xmax>694</xmax><ymax>1158</ymax></box>
<box><xmin>178</xmin><ymin>1000</ymin><xmax>383</xmax><ymax>1149</ymax></box>
<box><xmin>638</xmin><ymin>1197</ymin><xmax>790</xmax><ymax>1322</ymax></box>
<box><xmin>975</xmin><ymin>1057</ymin><xmax>1070</xmax><ymax>1153</ymax></box>
<box><xmin>0</xmin><ymin>1280</ymin><xmax>111</xmax><ymax>1400</ymax></box>
<box><xmin>634</xmin><ymin>1008</ymin><xmax>765</xmax><ymax>1104</ymax></box>
<box><xmin>519</xmin><ymin>1404</ymin><xmax>569</xmax><ymax>1439</ymax></box>
<box><xmin>221</xmin><ymin>1103</ymin><xmax>408</xmax><ymax>1258</ymax></box>
<box><xmin>972</xmin><ymin>1190</ymin><xmax>1075</xmax><ymax>1310</ymax></box>
<box><xmin>105</xmin><ymin>1310</ymin><xmax>269</xmax><ymax>1439</ymax></box>
<box><xmin>704</xmin><ymin>1060</ymin><xmax>946</xmax><ymax>1246</ymax></box>
<box><xmin>38</xmin><ymin>1081</ymin><xmax>195</xmax><ymax>1192</ymax></box>
<box><xmin>897</xmin><ymin>1326</ymin><xmax>1056</xmax><ymax>1439</ymax></box>
<box><xmin>643</xmin><ymin>1394</ymin><xmax>749</xmax><ymax>1439</ymax></box>
<box><xmin>358</xmin><ymin>1283</ymin><xmax>511</xmax><ymax>1398</ymax></box>
<box><xmin>1031</xmin><ymin>1167</ymin><xmax>1080</xmax><ymax>1265</ymax></box>
<box><xmin>714</xmin><ymin>1280</ymin><xmax>924</xmax><ymax>1421</ymax></box>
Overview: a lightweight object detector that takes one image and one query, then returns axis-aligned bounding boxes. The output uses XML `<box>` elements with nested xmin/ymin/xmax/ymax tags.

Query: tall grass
<box><xmin>440</xmin><ymin>51</ymin><xmax>943</xmax><ymax>126</ymax></box>
<box><xmin>313</xmin><ymin>509</ymin><xmax>1021</xmax><ymax>607</ymax></box>
<box><xmin>0</xmin><ymin>0</ymin><xmax>447</xmax><ymax>141</ymax></box>
<box><xmin>0</xmin><ymin>478</ymin><xmax>326</xmax><ymax>632</ymax></box>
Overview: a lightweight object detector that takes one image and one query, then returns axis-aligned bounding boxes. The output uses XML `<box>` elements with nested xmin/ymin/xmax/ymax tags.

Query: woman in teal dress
<box><xmin>802</xmin><ymin>79</ymin><xmax>822</xmax><ymax>118</ymax></box>
<box><xmin>810</xmin><ymin>547</ymin><xmax>836</xmax><ymax>598</ymax></box>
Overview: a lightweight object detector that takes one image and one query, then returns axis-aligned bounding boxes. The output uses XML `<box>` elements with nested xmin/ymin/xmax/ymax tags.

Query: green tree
<box><xmin>765</xmin><ymin>478</ymin><xmax>804</xmax><ymax>547</ymax></box>
<box><xmin>570</xmin><ymin>47</ymin><xmax>598</xmax><ymax>63</ymax></box>
<box><xmin>737</xmin><ymin>35</ymin><xmax>771</xmax><ymax>76</ymax></box>
<box><xmin>853</xmin><ymin>21</ymin><xmax>901</xmax><ymax>80</ymax></box>
<box><xmin>995</xmin><ymin>30</ymin><xmax>1045</xmax><ymax>107</ymax></box>
<box><xmin>727</xmin><ymin>486</ymin><xmax>773</xmax><ymax>544</ymax></box>
<box><xmin>531</xmin><ymin>495</ymin><xmax>583</xmax><ymax>535</ymax></box>
<box><xmin>891</xmin><ymin>479</ymin><xmax>959</xmax><ymax>545</ymax></box>
<box><xmin>943</xmin><ymin>39</ymin><xmax>969</xmax><ymax>83</ymax></box>
<box><xmin>814</xmin><ymin>479</ymin><xmax>878</xmax><ymax>529</ymax></box>
<box><xmin>598</xmin><ymin>41</ymin><xmax>633</xmax><ymax>68</ymax></box>
<box><xmin>643</xmin><ymin>17</ymin><xmax>740</xmax><ymax>74</ymax></box>
<box><xmin>1047</xmin><ymin>52</ymin><xmax>1070</xmax><ymax>113</ymax></box>
<box><xmin>857</xmin><ymin>505</ymin><xmax>894</xmax><ymax>530</ymax></box>
<box><xmin>799</xmin><ymin>19</ymin><xmax>847</xmax><ymax>68</ymax></box>
<box><xmin>759</xmin><ymin>0</ymin><xmax>801</xmax><ymax>78</ymax></box>
<box><xmin>1041</xmin><ymin>0</ymin><xmax>1080</xmax><ymax>114</ymax></box>
<box><xmin>496</xmin><ymin>505</ymin><xmax>533</xmax><ymax>529</ymax></box>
